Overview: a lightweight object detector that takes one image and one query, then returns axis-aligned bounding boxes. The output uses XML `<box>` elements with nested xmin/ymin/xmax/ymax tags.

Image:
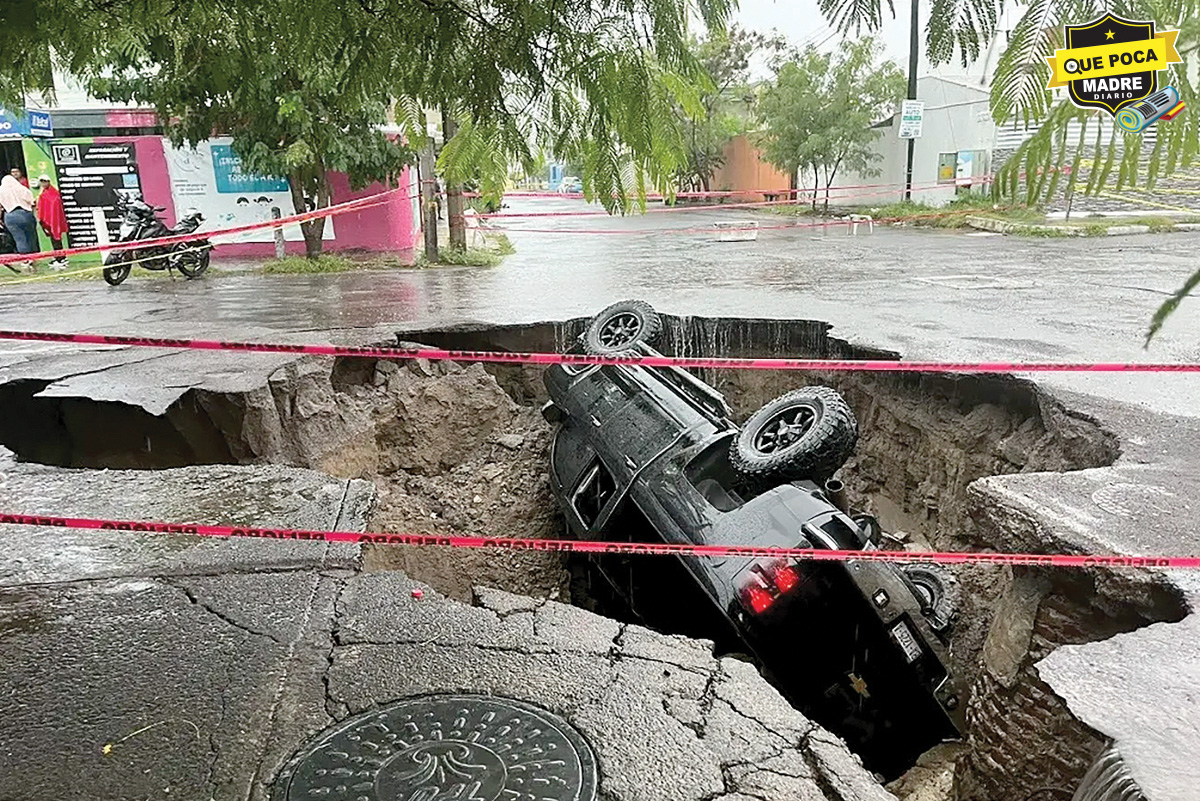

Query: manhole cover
<box><xmin>272</xmin><ymin>694</ymin><xmax>598</xmax><ymax>801</ymax></box>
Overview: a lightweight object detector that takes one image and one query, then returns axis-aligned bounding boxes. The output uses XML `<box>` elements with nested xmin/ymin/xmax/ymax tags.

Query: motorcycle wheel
<box><xmin>174</xmin><ymin>243</ymin><xmax>210</xmax><ymax>279</ymax></box>
<box><xmin>103</xmin><ymin>254</ymin><xmax>132</xmax><ymax>286</ymax></box>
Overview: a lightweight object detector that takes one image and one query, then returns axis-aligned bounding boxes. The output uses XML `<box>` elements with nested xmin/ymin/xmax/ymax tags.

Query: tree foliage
<box><xmin>1</xmin><ymin>0</ymin><xmax>734</xmax><ymax>253</ymax></box>
<box><xmin>673</xmin><ymin>25</ymin><xmax>782</xmax><ymax>192</ymax></box>
<box><xmin>87</xmin><ymin>7</ymin><xmax>413</xmax><ymax>257</ymax></box>
<box><xmin>758</xmin><ymin>39</ymin><xmax>905</xmax><ymax>207</ymax></box>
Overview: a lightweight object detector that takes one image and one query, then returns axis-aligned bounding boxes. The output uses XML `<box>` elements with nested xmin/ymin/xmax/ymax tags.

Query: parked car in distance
<box><xmin>541</xmin><ymin>299</ymin><xmax>965</xmax><ymax>779</ymax></box>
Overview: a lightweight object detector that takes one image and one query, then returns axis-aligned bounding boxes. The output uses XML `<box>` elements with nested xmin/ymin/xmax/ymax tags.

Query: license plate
<box><xmin>890</xmin><ymin>621</ymin><xmax>923</xmax><ymax>664</ymax></box>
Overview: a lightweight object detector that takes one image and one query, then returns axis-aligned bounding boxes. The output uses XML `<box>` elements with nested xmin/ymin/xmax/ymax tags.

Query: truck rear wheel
<box><xmin>730</xmin><ymin>386</ymin><xmax>857</xmax><ymax>481</ymax></box>
<box><xmin>900</xmin><ymin>563</ymin><xmax>958</xmax><ymax>632</ymax></box>
<box><xmin>582</xmin><ymin>299</ymin><xmax>662</xmax><ymax>356</ymax></box>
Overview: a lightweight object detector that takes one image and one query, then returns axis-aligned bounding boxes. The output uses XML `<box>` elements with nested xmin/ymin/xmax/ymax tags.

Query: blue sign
<box><xmin>25</xmin><ymin>110</ymin><xmax>52</xmax><ymax>137</ymax></box>
<box><xmin>210</xmin><ymin>144</ymin><xmax>289</xmax><ymax>194</ymax></box>
<box><xmin>0</xmin><ymin>107</ymin><xmax>53</xmax><ymax>137</ymax></box>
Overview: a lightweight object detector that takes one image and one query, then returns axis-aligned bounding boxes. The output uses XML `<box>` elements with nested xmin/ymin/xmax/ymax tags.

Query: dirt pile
<box><xmin>355</xmin><ymin>358</ymin><xmax>569</xmax><ymax>602</ymax></box>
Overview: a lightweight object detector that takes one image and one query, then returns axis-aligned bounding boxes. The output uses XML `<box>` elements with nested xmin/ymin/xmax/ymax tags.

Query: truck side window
<box><xmin>573</xmin><ymin>460</ymin><xmax>616</xmax><ymax>527</ymax></box>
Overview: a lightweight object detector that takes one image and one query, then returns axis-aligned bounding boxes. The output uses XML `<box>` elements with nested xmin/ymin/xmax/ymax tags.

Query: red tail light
<box><xmin>771</xmin><ymin>561</ymin><xmax>800</xmax><ymax>593</ymax></box>
<box><xmin>739</xmin><ymin>560</ymin><xmax>803</xmax><ymax>614</ymax></box>
<box><xmin>742</xmin><ymin>583</ymin><xmax>775</xmax><ymax>614</ymax></box>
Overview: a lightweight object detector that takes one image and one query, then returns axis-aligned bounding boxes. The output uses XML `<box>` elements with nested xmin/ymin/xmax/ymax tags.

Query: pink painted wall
<box><xmin>97</xmin><ymin>135</ymin><xmax>418</xmax><ymax>260</ymax></box>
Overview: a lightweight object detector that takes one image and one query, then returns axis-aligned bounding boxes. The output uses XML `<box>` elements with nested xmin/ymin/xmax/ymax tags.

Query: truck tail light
<box><xmin>741</xmin><ymin>582</ymin><xmax>775</xmax><ymax>614</ymax></box>
<box><xmin>739</xmin><ymin>559</ymin><xmax>803</xmax><ymax>614</ymax></box>
<box><xmin>771</xmin><ymin>561</ymin><xmax>800</xmax><ymax>593</ymax></box>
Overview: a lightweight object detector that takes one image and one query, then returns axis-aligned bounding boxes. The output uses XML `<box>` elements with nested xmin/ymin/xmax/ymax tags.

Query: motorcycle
<box><xmin>102</xmin><ymin>191</ymin><xmax>212</xmax><ymax>286</ymax></box>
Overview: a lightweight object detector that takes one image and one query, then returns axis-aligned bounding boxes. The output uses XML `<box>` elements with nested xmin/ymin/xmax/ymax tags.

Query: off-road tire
<box><xmin>901</xmin><ymin>563</ymin><xmax>958</xmax><ymax>632</ymax></box>
<box><xmin>103</xmin><ymin>253</ymin><xmax>132</xmax><ymax>286</ymax></box>
<box><xmin>730</xmin><ymin>386</ymin><xmax>858</xmax><ymax>481</ymax></box>
<box><xmin>582</xmin><ymin>299</ymin><xmax>663</xmax><ymax>356</ymax></box>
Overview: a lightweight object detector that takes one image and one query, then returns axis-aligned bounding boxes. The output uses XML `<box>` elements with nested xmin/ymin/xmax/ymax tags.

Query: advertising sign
<box><xmin>898</xmin><ymin>100</ymin><xmax>924</xmax><ymax>139</ymax></box>
<box><xmin>51</xmin><ymin>141</ymin><xmax>141</xmax><ymax>248</ymax></box>
<box><xmin>163</xmin><ymin>138</ymin><xmax>332</xmax><ymax>242</ymax></box>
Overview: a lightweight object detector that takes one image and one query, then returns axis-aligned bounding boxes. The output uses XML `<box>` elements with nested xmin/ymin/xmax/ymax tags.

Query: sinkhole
<box><xmin>0</xmin><ymin>312</ymin><xmax>1186</xmax><ymax>801</ymax></box>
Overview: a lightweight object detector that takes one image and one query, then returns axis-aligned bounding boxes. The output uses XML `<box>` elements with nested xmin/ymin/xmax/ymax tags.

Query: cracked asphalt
<box><xmin>2</xmin><ymin>195</ymin><xmax>1200</xmax><ymax>799</ymax></box>
<box><xmin>0</xmin><ymin>448</ymin><xmax>894</xmax><ymax>801</ymax></box>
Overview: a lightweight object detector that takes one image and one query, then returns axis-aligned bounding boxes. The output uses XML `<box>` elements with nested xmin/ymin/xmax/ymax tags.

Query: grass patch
<box><xmin>418</xmin><ymin>246</ymin><xmax>502</xmax><ymax>267</ymax></box>
<box><xmin>263</xmin><ymin>254</ymin><xmax>360</xmax><ymax>274</ymax></box>
<box><xmin>0</xmin><ymin>260</ymin><xmax>225</xmax><ymax>285</ymax></box>
<box><xmin>1129</xmin><ymin>216</ymin><xmax>1177</xmax><ymax>232</ymax></box>
<box><xmin>416</xmin><ymin>232</ymin><xmax>516</xmax><ymax>267</ymax></box>
<box><xmin>1014</xmin><ymin>224</ymin><xmax>1072</xmax><ymax>237</ymax></box>
<box><xmin>763</xmin><ymin>203</ymin><xmax>819</xmax><ymax>218</ymax></box>
<box><xmin>1081</xmin><ymin>222</ymin><xmax>1110</xmax><ymax>236</ymax></box>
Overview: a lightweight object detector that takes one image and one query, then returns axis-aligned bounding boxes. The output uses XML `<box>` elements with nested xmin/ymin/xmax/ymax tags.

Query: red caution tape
<box><xmin>0</xmin><ymin>330</ymin><xmax>1197</xmax><ymax>373</ymax></box>
<box><xmin>0</xmin><ymin>188</ymin><xmax>410</xmax><ymax>268</ymax></box>
<box><xmin>473</xmin><ymin>177</ymin><xmax>997</xmax><ymax>200</ymax></box>
<box><xmin>0</xmin><ymin>512</ymin><xmax>1195</xmax><ymax>569</ymax></box>
<box><xmin>486</xmin><ymin>205</ymin><xmax>1012</xmax><ymax>235</ymax></box>
<box><xmin>478</xmin><ymin>182</ymin><xmax>958</xmax><ymax>218</ymax></box>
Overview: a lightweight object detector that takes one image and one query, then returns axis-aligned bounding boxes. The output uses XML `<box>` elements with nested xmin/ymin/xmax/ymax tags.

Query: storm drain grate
<box><xmin>272</xmin><ymin>694</ymin><xmax>598</xmax><ymax>801</ymax></box>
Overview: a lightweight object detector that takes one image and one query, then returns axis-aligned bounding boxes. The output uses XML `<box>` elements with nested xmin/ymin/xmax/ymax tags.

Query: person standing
<box><xmin>0</xmin><ymin>174</ymin><xmax>37</xmax><ymax>272</ymax></box>
<box><xmin>9</xmin><ymin>167</ymin><xmax>29</xmax><ymax>187</ymax></box>
<box><xmin>35</xmin><ymin>174</ymin><xmax>69</xmax><ymax>268</ymax></box>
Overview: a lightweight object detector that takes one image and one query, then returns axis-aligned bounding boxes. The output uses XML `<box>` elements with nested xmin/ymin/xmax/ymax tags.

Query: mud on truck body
<box><xmin>541</xmin><ymin>300</ymin><xmax>966</xmax><ymax>779</ymax></box>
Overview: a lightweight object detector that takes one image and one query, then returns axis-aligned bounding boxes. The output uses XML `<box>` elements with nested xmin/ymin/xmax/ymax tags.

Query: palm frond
<box><xmin>927</xmin><ymin>0</ymin><xmax>1003</xmax><ymax>67</ymax></box>
<box><xmin>1147</xmin><ymin>267</ymin><xmax>1200</xmax><ymax>343</ymax></box>
<box><xmin>990</xmin><ymin>0</ymin><xmax>1059</xmax><ymax>127</ymax></box>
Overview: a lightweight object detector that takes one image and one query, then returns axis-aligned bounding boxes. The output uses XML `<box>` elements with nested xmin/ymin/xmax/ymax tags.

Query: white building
<box><xmin>829</xmin><ymin>74</ymin><xmax>998</xmax><ymax>207</ymax></box>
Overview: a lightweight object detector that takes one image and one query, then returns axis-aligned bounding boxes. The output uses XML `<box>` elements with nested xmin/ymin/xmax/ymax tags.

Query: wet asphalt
<box><xmin>2</xmin><ymin>194</ymin><xmax>1198</xmax><ymax>416</ymax></box>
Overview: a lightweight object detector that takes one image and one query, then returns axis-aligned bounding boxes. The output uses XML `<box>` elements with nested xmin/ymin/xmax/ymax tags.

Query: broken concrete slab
<box><xmin>0</xmin><ymin>570</ymin><xmax>343</xmax><ymax>801</ymax></box>
<box><xmin>1037</xmin><ymin>610</ymin><xmax>1200</xmax><ymax>801</ymax></box>
<box><xmin>0</xmin><ymin>446</ymin><xmax>370</xmax><ymax>585</ymax></box>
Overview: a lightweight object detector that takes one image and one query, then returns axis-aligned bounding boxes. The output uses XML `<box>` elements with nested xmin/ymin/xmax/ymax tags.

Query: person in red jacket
<box><xmin>35</xmin><ymin>175</ymin><xmax>69</xmax><ymax>268</ymax></box>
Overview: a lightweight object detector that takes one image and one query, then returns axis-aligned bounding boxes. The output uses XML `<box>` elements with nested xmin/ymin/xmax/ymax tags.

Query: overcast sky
<box><xmin>730</xmin><ymin>0</ymin><xmax>1010</xmax><ymax>83</ymax></box>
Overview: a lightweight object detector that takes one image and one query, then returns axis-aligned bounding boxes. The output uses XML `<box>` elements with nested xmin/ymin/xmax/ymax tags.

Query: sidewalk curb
<box><xmin>964</xmin><ymin>215</ymin><xmax>1200</xmax><ymax>237</ymax></box>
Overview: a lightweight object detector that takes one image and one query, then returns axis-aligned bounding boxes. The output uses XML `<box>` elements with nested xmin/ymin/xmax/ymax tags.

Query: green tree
<box><xmin>676</xmin><ymin>26</ymin><xmax>783</xmax><ymax>192</ymax></box>
<box><xmin>811</xmin><ymin>0</ymin><xmax>1200</xmax><ymax>339</ymax></box>
<box><xmin>94</xmin><ymin>29</ymin><xmax>413</xmax><ymax>258</ymax></box>
<box><xmin>2</xmin><ymin>0</ymin><xmax>733</xmax><ymax>255</ymax></box>
<box><xmin>759</xmin><ymin>39</ymin><xmax>905</xmax><ymax>209</ymax></box>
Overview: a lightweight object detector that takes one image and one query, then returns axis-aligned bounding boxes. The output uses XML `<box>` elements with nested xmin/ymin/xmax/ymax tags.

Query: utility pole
<box><xmin>904</xmin><ymin>0</ymin><xmax>919</xmax><ymax>201</ymax></box>
<box><xmin>419</xmin><ymin>120</ymin><xmax>439</xmax><ymax>262</ymax></box>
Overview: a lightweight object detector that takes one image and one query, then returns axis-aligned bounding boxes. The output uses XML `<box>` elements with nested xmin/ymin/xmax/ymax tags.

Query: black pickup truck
<box><xmin>541</xmin><ymin>300</ymin><xmax>965</xmax><ymax>778</ymax></box>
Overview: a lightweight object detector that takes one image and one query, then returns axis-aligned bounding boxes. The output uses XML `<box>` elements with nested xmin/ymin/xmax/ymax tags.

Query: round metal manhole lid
<box><xmin>272</xmin><ymin>694</ymin><xmax>598</xmax><ymax>801</ymax></box>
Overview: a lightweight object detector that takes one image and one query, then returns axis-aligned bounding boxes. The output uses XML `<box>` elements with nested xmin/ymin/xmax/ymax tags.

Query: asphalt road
<box><xmin>2</xmin><ymin>195</ymin><xmax>1198</xmax><ymax>417</ymax></box>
